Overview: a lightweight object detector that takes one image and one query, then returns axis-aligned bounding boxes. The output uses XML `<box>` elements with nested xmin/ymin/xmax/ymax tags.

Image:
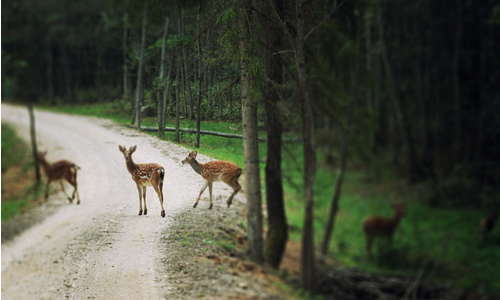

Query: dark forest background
<box><xmin>3</xmin><ymin>0</ymin><xmax>500</xmax><ymax>296</ymax></box>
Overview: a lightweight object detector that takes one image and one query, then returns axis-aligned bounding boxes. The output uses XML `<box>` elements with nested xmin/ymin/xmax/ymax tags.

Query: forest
<box><xmin>2</xmin><ymin>0</ymin><xmax>500</xmax><ymax>297</ymax></box>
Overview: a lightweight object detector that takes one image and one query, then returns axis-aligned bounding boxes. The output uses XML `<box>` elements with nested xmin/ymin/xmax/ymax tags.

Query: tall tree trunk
<box><xmin>296</xmin><ymin>0</ymin><xmax>316</xmax><ymax>292</ymax></box>
<box><xmin>452</xmin><ymin>0</ymin><xmax>463</xmax><ymax>163</ymax></box>
<box><xmin>376</xmin><ymin>0</ymin><xmax>422</xmax><ymax>182</ymax></box>
<box><xmin>135</xmin><ymin>2</ymin><xmax>149</xmax><ymax>129</ymax></box>
<box><xmin>123</xmin><ymin>14</ymin><xmax>129</xmax><ymax>101</ymax></box>
<box><xmin>321</xmin><ymin>0</ymin><xmax>364</xmax><ymax>260</ymax></box>
<box><xmin>263</xmin><ymin>0</ymin><xmax>287</xmax><ymax>269</ymax></box>
<box><xmin>195</xmin><ymin>4</ymin><xmax>203</xmax><ymax>148</ymax></box>
<box><xmin>180</xmin><ymin>7</ymin><xmax>194</xmax><ymax>120</ymax></box>
<box><xmin>28</xmin><ymin>103</ymin><xmax>41</xmax><ymax>185</ymax></box>
<box><xmin>175</xmin><ymin>56</ymin><xmax>181</xmax><ymax>143</ymax></box>
<box><xmin>158</xmin><ymin>16</ymin><xmax>170</xmax><ymax>139</ymax></box>
<box><xmin>239</xmin><ymin>0</ymin><xmax>264</xmax><ymax>264</ymax></box>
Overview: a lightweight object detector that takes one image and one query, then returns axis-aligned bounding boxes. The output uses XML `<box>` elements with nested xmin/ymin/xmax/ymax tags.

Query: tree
<box><xmin>262</xmin><ymin>0</ymin><xmax>288</xmax><ymax>269</ymax></box>
<box><xmin>135</xmin><ymin>1</ymin><xmax>149</xmax><ymax>128</ymax></box>
<box><xmin>296</xmin><ymin>0</ymin><xmax>316</xmax><ymax>292</ymax></box>
<box><xmin>239</xmin><ymin>0</ymin><xmax>264</xmax><ymax>264</ymax></box>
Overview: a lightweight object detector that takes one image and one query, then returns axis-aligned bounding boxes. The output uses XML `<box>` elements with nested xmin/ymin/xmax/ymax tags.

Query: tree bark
<box><xmin>376</xmin><ymin>0</ymin><xmax>422</xmax><ymax>182</ymax></box>
<box><xmin>321</xmin><ymin>0</ymin><xmax>364</xmax><ymax>260</ymax></box>
<box><xmin>175</xmin><ymin>56</ymin><xmax>181</xmax><ymax>143</ymax></box>
<box><xmin>28</xmin><ymin>103</ymin><xmax>41</xmax><ymax>185</ymax></box>
<box><xmin>135</xmin><ymin>2</ymin><xmax>149</xmax><ymax>129</ymax></box>
<box><xmin>158</xmin><ymin>16</ymin><xmax>170</xmax><ymax>139</ymax></box>
<box><xmin>296</xmin><ymin>0</ymin><xmax>316</xmax><ymax>292</ymax></box>
<box><xmin>195</xmin><ymin>4</ymin><xmax>203</xmax><ymax>148</ymax></box>
<box><xmin>239</xmin><ymin>0</ymin><xmax>264</xmax><ymax>264</ymax></box>
<box><xmin>122</xmin><ymin>14</ymin><xmax>129</xmax><ymax>102</ymax></box>
<box><xmin>263</xmin><ymin>0</ymin><xmax>287</xmax><ymax>269</ymax></box>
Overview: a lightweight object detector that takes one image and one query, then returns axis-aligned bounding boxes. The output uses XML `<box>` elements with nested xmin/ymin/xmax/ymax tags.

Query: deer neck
<box><xmin>38</xmin><ymin>158</ymin><xmax>50</xmax><ymax>174</ymax></box>
<box><xmin>126</xmin><ymin>157</ymin><xmax>137</xmax><ymax>174</ymax></box>
<box><xmin>188</xmin><ymin>159</ymin><xmax>203</xmax><ymax>175</ymax></box>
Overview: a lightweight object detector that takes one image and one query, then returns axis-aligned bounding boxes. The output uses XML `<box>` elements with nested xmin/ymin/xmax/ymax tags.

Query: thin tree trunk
<box><xmin>320</xmin><ymin>0</ymin><xmax>364</xmax><ymax>260</ymax></box>
<box><xmin>296</xmin><ymin>0</ymin><xmax>316</xmax><ymax>292</ymax></box>
<box><xmin>180</xmin><ymin>7</ymin><xmax>194</xmax><ymax>120</ymax></box>
<box><xmin>175</xmin><ymin>56</ymin><xmax>181</xmax><ymax>143</ymax></box>
<box><xmin>452</xmin><ymin>0</ymin><xmax>463</xmax><ymax>162</ymax></box>
<box><xmin>135</xmin><ymin>2</ymin><xmax>149</xmax><ymax>129</ymax></box>
<box><xmin>376</xmin><ymin>0</ymin><xmax>421</xmax><ymax>181</ymax></box>
<box><xmin>123</xmin><ymin>14</ymin><xmax>129</xmax><ymax>101</ymax></box>
<box><xmin>239</xmin><ymin>0</ymin><xmax>264</xmax><ymax>264</ymax></box>
<box><xmin>28</xmin><ymin>103</ymin><xmax>41</xmax><ymax>185</ymax></box>
<box><xmin>263</xmin><ymin>0</ymin><xmax>287</xmax><ymax>269</ymax></box>
<box><xmin>158</xmin><ymin>16</ymin><xmax>170</xmax><ymax>139</ymax></box>
<box><xmin>195</xmin><ymin>4</ymin><xmax>203</xmax><ymax>148</ymax></box>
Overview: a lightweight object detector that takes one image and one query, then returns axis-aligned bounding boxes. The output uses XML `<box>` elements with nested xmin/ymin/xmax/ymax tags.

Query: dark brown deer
<box><xmin>182</xmin><ymin>151</ymin><xmax>242</xmax><ymax>209</ymax></box>
<box><xmin>362</xmin><ymin>202</ymin><xmax>405</xmax><ymax>254</ymax></box>
<box><xmin>479</xmin><ymin>211</ymin><xmax>498</xmax><ymax>241</ymax></box>
<box><xmin>119</xmin><ymin>145</ymin><xmax>166</xmax><ymax>218</ymax></box>
<box><xmin>36</xmin><ymin>151</ymin><xmax>81</xmax><ymax>204</ymax></box>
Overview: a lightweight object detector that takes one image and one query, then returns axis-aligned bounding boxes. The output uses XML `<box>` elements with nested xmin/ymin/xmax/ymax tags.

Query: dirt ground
<box><xmin>1</xmin><ymin>104</ymin><xmax>291</xmax><ymax>300</ymax></box>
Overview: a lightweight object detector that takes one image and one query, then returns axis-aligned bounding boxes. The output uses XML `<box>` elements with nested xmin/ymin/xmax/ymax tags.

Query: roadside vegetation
<box><xmin>1</xmin><ymin>123</ymin><xmax>43</xmax><ymax>222</ymax></box>
<box><xmin>34</xmin><ymin>102</ymin><xmax>500</xmax><ymax>295</ymax></box>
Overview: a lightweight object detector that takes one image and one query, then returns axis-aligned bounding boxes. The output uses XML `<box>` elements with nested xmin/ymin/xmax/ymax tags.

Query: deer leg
<box><xmin>153</xmin><ymin>184</ymin><xmax>165</xmax><ymax>218</ymax></box>
<box><xmin>142</xmin><ymin>186</ymin><xmax>148</xmax><ymax>215</ymax></box>
<box><xmin>74</xmin><ymin>187</ymin><xmax>81</xmax><ymax>205</ymax></box>
<box><xmin>208</xmin><ymin>181</ymin><xmax>214</xmax><ymax>210</ymax></box>
<box><xmin>226</xmin><ymin>179</ymin><xmax>241</xmax><ymax>208</ymax></box>
<box><xmin>60</xmin><ymin>182</ymin><xmax>72</xmax><ymax>202</ymax></box>
<box><xmin>137</xmin><ymin>185</ymin><xmax>143</xmax><ymax>215</ymax></box>
<box><xmin>194</xmin><ymin>181</ymin><xmax>208</xmax><ymax>208</ymax></box>
<box><xmin>44</xmin><ymin>179</ymin><xmax>52</xmax><ymax>200</ymax></box>
<box><xmin>366</xmin><ymin>236</ymin><xmax>373</xmax><ymax>255</ymax></box>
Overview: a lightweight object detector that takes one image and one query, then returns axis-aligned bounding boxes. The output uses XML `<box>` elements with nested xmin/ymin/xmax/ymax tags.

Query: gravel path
<box><xmin>1</xmin><ymin>104</ymin><xmax>284</xmax><ymax>300</ymax></box>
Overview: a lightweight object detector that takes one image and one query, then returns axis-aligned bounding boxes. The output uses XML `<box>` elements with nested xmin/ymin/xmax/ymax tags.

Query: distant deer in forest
<box><xmin>181</xmin><ymin>151</ymin><xmax>242</xmax><ymax>209</ymax></box>
<box><xmin>362</xmin><ymin>202</ymin><xmax>405</xmax><ymax>254</ymax></box>
<box><xmin>36</xmin><ymin>151</ymin><xmax>81</xmax><ymax>204</ymax></box>
<box><xmin>479</xmin><ymin>211</ymin><xmax>498</xmax><ymax>241</ymax></box>
<box><xmin>119</xmin><ymin>145</ymin><xmax>166</xmax><ymax>218</ymax></box>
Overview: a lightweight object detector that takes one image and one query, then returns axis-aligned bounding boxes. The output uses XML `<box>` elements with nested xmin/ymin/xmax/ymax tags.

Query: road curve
<box><xmin>1</xmin><ymin>103</ymin><xmax>230</xmax><ymax>299</ymax></box>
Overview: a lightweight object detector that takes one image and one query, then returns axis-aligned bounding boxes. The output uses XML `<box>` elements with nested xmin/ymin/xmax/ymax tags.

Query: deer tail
<box><xmin>159</xmin><ymin>168</ymin><xmax>165</xmax><ymax>184</ymax></box>
<box><xmin>236</xmin><ymin>168</ymin><xmax>242</xmax><ymax>179</ymax></box>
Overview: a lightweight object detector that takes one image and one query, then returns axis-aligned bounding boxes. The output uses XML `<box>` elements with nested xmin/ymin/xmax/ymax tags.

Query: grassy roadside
<box><xmin>1</xmin><ymin>123</ymin><xmax>44</xmax><ymax>221</ymax></box>
<box><xmin>35</xmin><ymin>102</ymin><xmax>500</xmax><ymax>295</ymax></box>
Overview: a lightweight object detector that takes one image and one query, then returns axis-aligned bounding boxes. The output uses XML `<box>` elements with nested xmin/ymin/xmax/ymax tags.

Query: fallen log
<box><xmin>124</xmin><ymin>124</ymin><xmax>300</xmax><ymax>142</ymax></box>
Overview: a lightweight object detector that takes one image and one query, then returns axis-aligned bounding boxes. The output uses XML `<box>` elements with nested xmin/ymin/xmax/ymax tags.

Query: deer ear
<box><xmin>193</xmin><ymin>151</ymin><xmax>197</xmax><ymax>157</ymax></box>
<box><xmin>119</xmin><ymin>145</ymin><xmax>125</xmax><ymax>153</ymax></box>
<box><xmin>130</xmin><ymin>145</ymin><xmax>137</xmax><ymax>153</ymax></box>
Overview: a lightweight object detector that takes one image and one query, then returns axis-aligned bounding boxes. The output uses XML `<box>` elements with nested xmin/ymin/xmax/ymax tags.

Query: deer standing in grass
<box><xmin>119</xmin><ymin>145</ymin><xmax>166</xmax><ymax>218</ymax></box>
<box><xmin>182</xmin><ymin>151</ymin><xmax>242</xmax><ymax>209</ymax></box>
<box><xmin>362</xmin><ymin>202</ymin><xmax>405</xmax><ymax>254</ymax></box>
<box><xmin>36</xmin><ymin>151</ymin><xmax>81</xmax><ymax>204</ymax></box>
<box><xmin>479</xmin><ymin>211</ymin><xmax>498</xmax><ymax>241</ymax></box>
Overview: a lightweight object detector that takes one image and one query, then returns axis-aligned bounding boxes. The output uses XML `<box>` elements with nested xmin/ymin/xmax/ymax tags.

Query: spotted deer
<box><xmin>182</xmin><ymin>151</ymin><xmax>242</xmax><ymax>209</ymax></box>
<box><xmin>36</xmin><ymin>151</ymin><xmax>81</xmax><ymax>204</ymax></box>
<box><xmin>119</xmin><ymin>145</ymin><xmax>166</xmax><ymax>218</ymax></box>
<box><xmin>362</xmin><ymin>202</ymin><xmax>405</xmax><ymax>254</ymax></box>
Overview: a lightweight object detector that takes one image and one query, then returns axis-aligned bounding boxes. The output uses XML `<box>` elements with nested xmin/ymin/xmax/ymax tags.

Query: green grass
<box><xmin>1</xmin><ymin>123</ymin><xmax>28</xmax><ymax>172</ymax></box>
<box><xmin>36</xmin><ymin>102</ymin><xmax>500</xmax><ymax>295</ymax></box>
<box><xmin>1</xmin><ymin>123</ymin><xmax>42</xmax><ymax>221</ymax></box>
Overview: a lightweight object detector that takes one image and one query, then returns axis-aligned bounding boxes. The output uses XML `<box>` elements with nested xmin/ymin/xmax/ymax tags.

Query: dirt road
<box><xmin>1</xmin><ymin>104</ymin><xmax>281</xmax><ymax>299</ymax></box>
